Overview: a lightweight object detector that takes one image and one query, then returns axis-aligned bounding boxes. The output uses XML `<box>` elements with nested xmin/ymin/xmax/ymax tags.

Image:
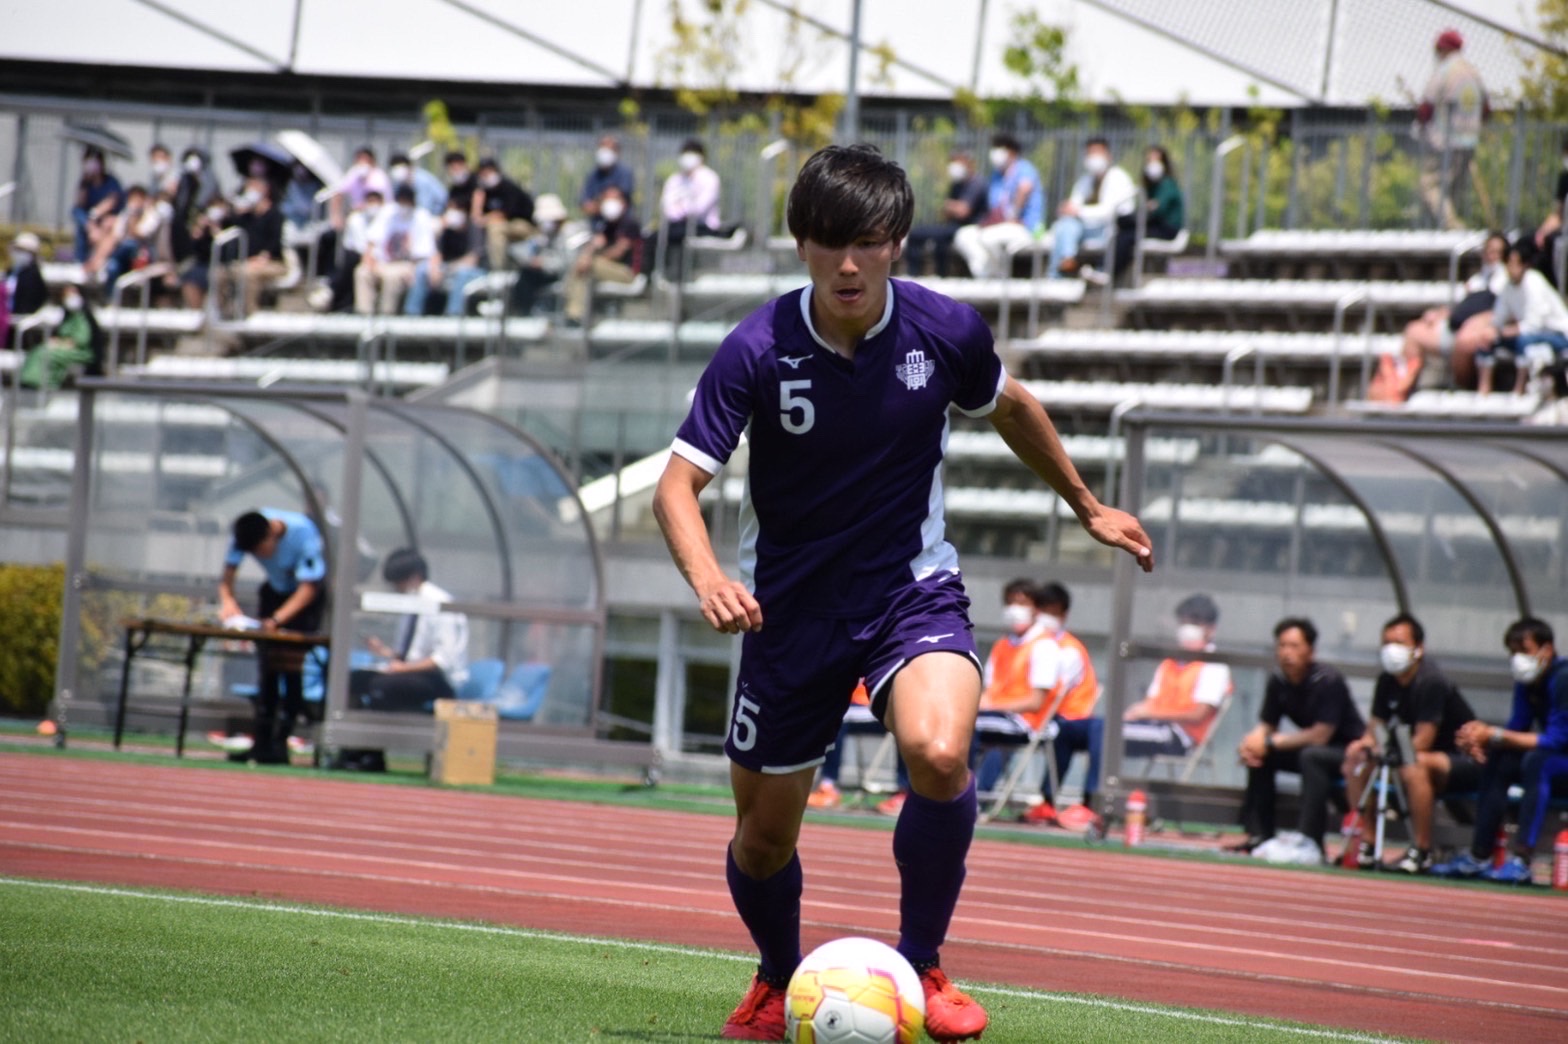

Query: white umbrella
<box><xmin>274</xmin><ymin>129</ymin><xmax>344</xmax><ymax>186</ymax></box>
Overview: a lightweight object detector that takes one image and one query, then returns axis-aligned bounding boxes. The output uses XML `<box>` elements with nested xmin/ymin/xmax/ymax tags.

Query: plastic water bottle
<box><xmin>1491</xmin><ymin>825</ymin><xmax>1510</xmax><ymax>870</ymax></box>
<box><xmin>1339</xmin><ymin>813</ymin><xmax>1363</xmax><ymax>869</ymax></box>
<box><xmin>1124</xmin><ymin>789</ymin><xmax>1147</xmax><ymax>848</ymax></box>
<box><xmin>1554</xmin><ymin>830</ymin><xmax>1568</xmax><ymax>892</ymax></box>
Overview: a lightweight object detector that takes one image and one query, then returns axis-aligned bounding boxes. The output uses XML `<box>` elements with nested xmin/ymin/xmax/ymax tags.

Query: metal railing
<box><xmin>106</xmin><ymin>263</ymin><xmax>171</xmax><ymax>374</ymax></box>
<box><xmin>1327</xmin><ymin>286</ymin><xmax>1374</xmax><ymax>409</ymax></box>
<box><xmin>1206</xmin><ymin>135</ymin><xmax>1247</xmax><ymax>266</ymax></box>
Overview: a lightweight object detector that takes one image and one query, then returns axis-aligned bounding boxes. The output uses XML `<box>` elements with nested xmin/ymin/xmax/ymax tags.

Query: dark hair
<box><xmin>1175</xmin><ymin>593</ymin><xmax>1219</xmax><ymax>625</ymax></box>
<box><xmin>125</xmin><ymin>183</ymin><xmax>149</xmax><ymax>198</ymax></box>
<box><xmin>1505</xmin><ymin>616</ymin><xmax>1554</xmax><ymax>651</ymax></box>
<box><xmin>786</xmin><ymin>144</ymin><xmax>914</xmax><ymax>248</ymax></box>
<box><xmin>389</xmin><ymin>153</ymin><xmax>411</xmax><ymax>167</ymax></box>
<box><xmin>393</xmin><ymin>183</ymin><xmax>416</xmax><ymax>204</ymax></box>
<box><xmin>1382</xmin><ymin>612</ymin><xmax>1425</xmax><ymax>645</ymax></box>
<box><xmin>354</xmin><ymin>146</ymin><xmax>376</xmax><ymax>162</ymax></box>
<box><xmin>680</xmin><ymin>138</ymin><xmax>706</xmax><ymax>157</ymax></box>
<box><xmin>150</xmin><ymin>143</ymin><xmax>170</xmax><ymax>155</ymax></box>
<box><xmin>83</xmin><ymin>146</ymin><xmax>106</xmax><ymax>166</ymax></box>
<box><xmin>382</xmin><ymin>547</ymin><xmax>428</xmax><ymax>585</ymax></box>
<box><xmin>1506</xmin><ymin>240</ymin><xmax>1538</xmax><ymax>267</ymax></box>
<box><xmin>477</xmin><ymin>156</ymin><xmax>500</xmax><ymax>172</ymax></box>
<box><xmin>1086</xmin><ymin>136</ymin><xmax>1110</xmax><ymax>151</ymax></box>
<box><xmin>1002</xmin><ymin>577</ymin><xmax>1037</xmax><ymax>602</ymax></box>
<box><xmin>444</xmin><ymin>150</ymin><xmax>468</xmax><ymax>166</ymax></box>
<box><xmin>1144</xmin><ymin>144</ymin><xmax>1176</xmax><ymax>187</ymax></box>
<box><xmin>1036</xmin><ymin>581</ymin><xmax>1072</xmax><ymax>614</ymax></box>
<box><xmin>364</xmin><ymin>189</ymin><xmax>384</xmax><ymax>203</ymax></box>
<box><xmin>232</xmin><ymin>511</ymin><xmax>272</xmax><ymax>552</ymax></box>
<box><xmin>1274</xmin><ymin>616</ymin><xmax>1318</xmax><ymax>648</ymax></box>
<box><xmin>991</xmin><ymin>133</ymin><xmax>1022</xmax><ymax>154</ymax></box>
<box><xmin>1484</xmin><ymin>230</ymin><xmax>1507</xmax><ymax>250</ymax></box>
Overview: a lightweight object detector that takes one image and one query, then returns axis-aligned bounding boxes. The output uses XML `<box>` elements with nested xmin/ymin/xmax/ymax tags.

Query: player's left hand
<box><xmin>1083</xmin><ymin>506</ymin><xmax>1154</xmax><ymax>572</ymax></box>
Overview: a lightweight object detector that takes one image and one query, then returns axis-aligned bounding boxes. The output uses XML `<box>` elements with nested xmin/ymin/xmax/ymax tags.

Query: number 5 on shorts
<box><xmin>730</xmin><ymin>694</ymin><xmax>761</xmax><ymax>751</ymax></box>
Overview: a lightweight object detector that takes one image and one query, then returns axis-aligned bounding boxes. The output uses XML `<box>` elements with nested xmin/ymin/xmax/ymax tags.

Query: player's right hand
<box><xmin>697</xmin><ymin>580</ymin><xmax>763</xmax><ymax>634</ymax></box>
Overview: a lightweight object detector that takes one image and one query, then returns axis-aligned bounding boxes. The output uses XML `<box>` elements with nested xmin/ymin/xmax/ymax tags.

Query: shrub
<box><xmin>0</xmin><ymin>563</ymin><xmax>64</xmax><ymax>717</ymax></box>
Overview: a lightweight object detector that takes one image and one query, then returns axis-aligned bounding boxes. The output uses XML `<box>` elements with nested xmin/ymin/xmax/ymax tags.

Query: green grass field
<box><xmin>0</xmin><ymin>876</ymin><xmax>1399</xmax><ymax>1043</ymax></box>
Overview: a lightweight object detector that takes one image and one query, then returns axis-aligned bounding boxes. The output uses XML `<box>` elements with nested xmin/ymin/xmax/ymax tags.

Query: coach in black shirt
<box><xmin>1344</xmin><ymin>612</ymin><xmax>1479</xmax><ymax>874</ymax></box>
<box><xmin>1232</xmin><ymin>617</ymin><xmax>1365</xmax><ymax>854</ymax></box>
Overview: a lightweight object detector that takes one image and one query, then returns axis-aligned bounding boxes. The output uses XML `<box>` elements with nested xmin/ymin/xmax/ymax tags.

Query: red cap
<box><xmin>1435</xmin><ymin>29</ymin><xmax>1463</xmax><ymax>52</ymax></box>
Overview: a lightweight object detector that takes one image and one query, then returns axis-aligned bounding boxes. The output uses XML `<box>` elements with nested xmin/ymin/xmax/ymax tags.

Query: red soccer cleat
<box><xmin>721</xmin><ymin>973</ymin><xmax>787</xmax><ymax>1040</ymax></box>
<box><xmin>920</xmin><ymin>966</ymin><xmax>988</xmax><ymax>1041</ymax></box>
<box><xmin>1020</xmin><ymin>800</ymin><xmax>1058</xmax><ymax>825</ymax></box>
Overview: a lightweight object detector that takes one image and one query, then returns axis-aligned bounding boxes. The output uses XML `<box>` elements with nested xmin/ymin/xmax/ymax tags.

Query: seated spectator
<box><xmin>318</xmin><ymin>189</ymin><xmax>380</xmax><ymax>313</ymax></box>
<box><xmin>1124</xmin><ymin>593</ymin><xmax>1232</xmax><ymax>760</ymax></box>
<box><xmin>71</xmin><ymin>146</ymin><xmax>124</xmax><ymax>264</ymax></box>
<box><xmin>170</xmin><ymin>148</ymin><xmax>220</xmax><ymax>268</ymax></box>
<box><xmin>1374</xmin><ymin>230</ymin><xmax>1507</xmax><ymax>401</ymax></box>
<box><xmin>444</xmin><ymin>151</ymin><xmax>479</xmax><ymax>214</ymax></box>
<box><xmin>648</xmin><ymin>138</ymin><xmax>722</xmax><ymax>278</ymax></box>
<box><xmin>6</xmin><ymin>232</ymin><xmax>49</xmax><ymax>325</ymax></box>
<box><xmin>475</xmin><ymin>157</ymin><xmax>535</xmax><ymax>271</ymax></box>
<box><xmin>807</xmin><ymin>681</ymin><xmax>909</xmax><ymax>809</ymax></box>
<box><xmin>1230</xmin><ymin>618</ymin><xmax>1366</xmax><ymax>856</ymax></box>
<box><xmin>328</xmin><ymin>146</ymin><xmax>393</xmax><ymax>232</ymax></box>
<box><xmin>904</xmin><ymin>150</ymin><xmax>988</xmax><ymax>278</ymax></box>
<box><xmin>1342</xmin><ymin>612</ymin><xmax>1480</xmax><ymax>875</ymax></box>
<box><xmin>339</xmin><ymin>548</ymin><xmax>470</xmax><ymax>772</ymax></box>
<box><xmin>580</xmin><ymin>134</ymin><xmax>636</xmax><ymax>220</ymax></box>
<box><xmin>1107</xmin><ymin>145</ymin><xmax>1185</xmax><ymax>285</ymax></box>
<box><xmin>280</xmin><ymin>161</ymin><xmax>323</xmax><ymax>230</ymax></box>
<box><xmin>86</xmin><ymin>183</ymin><xmax>161</xmax><ymax>290</ymax></box>
<box><xmin>1476</xmin><ymin>241</ymin><xmax>1568</xmax><ymax>395</ymax></box>
<box><xmin>18</xmin><ymin>283</ymin><xmax>104</xmax><ymax>389</ymax></box>
<box><xmin>147</xmin><ymin>143</ymin><xmax>179</xmax><ymax>198</ymax></box>
<box><xmin>563</xmin><ymin>185</ymin><xmax>641</xmax><ymax>327</ymax></box>
<box><xmin>215</xmin><ymin>180</ymin><xmax>287</xmax><ymax>317</ymax></box>
<box><xmin>1435</xmin><ymin>616</ymin><xmax>1568</xmax><ymax>883</ymax></box>
<box><xmin>405</xmin><ymin>196</ymin><xmax>484</xmax><ymax>316</ymax></box>
<box><xmin>355</xmin><ymin>184</ymin><xmax>436</xmax><ymax>316</ymax></box>
<box><xmin>953</xmin><ymin>133</ymin><xmax>1045</xmax><ymax>279</ymax></box>
<box><xmin>974</xmin><ymin>580</ymin><xmax>1102</xmax><ymax>828</ymax></box>
<box><xmin>388</xmin><ymin>152</ymin><xmax>447</xmax><ymax>217</ymax></box>
<box><xmin>513</xmin><ymin>193</ymin><xmax>572</xmax><ymax>317</ymax></box>
<box><xmin>1046</xmin><ymin>137</ymin><xmax>1136</xmax><ymax>280</ymax></box>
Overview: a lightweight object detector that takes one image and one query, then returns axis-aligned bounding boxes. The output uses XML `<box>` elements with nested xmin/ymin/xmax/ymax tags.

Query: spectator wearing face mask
<box><xmin>1124</xmin><ymin>593</ymin><xmax>1233</xmax><ymax>760</ymax></box>
<box><xmin>444</xmin><ymin>151</ymin><xmax>479</xmax><ymax>214</ymax></box>
<box><xmin>387</xmin><ymin>153</ymin><xmax>447</xmax><ymax>217</ymax></box>
<box><xmin>1105</xmin><ymin>145</ymin><xmax>1185</xmax><ymax>285</ymax></box>
<box><xmin>1476</xmin><ymin>241</ymin><xmax>1568</xmax><ymax>395</ymax></box>
<box><xmin>148</xmin><ymin>144</ymin><xmax>180</xmax><ymax>198</ymax></box>
<box><xmin>904</xmin><ymin>151</ymin><xmax>989</xmax><ymax>278</ymax></box>
<box><xmin>179</xmin><ymin>196</ymin><xmax>230</xmax><ymax>310</ymax></box>
<box><xmin>86</xmin><ymin>184</ymin><xmax>164</xmax><ymax>290</ymax></box>
<box><xmin>513</xmin><ymin>193</ymin><xmax>571</xmax><ymax>317</ymax></box>
<box><xmin>6</xmin><ymin>232</ymin><xmax>49</xmax><ymax>325</ymax></box>
<box><xmin>563</xmin><ymin>185</ymin><xmax>640</xmax><ymax>327</ymax></box>
<box><xmin>952</xmin><ymin>133</ymin><xmax>1045</xmax><ymax>279</ymax></box>
<box><xmin>170</xmin><ymin>148</ymin><xmax>221</xmax><ymax>266</ymax></box>
<box><xmin>648</xmin><ymin>138</ymin><xmax>722</xmax><ymax>278</ymax></box>
<box><xmin>474</xmin><ymin>157</ymin><xmax>535</xmax><ymax>272</ymax></box>
<box><xmin>19</xmin><ymin>283</ymin><xmax>104</xmax><ymax>389</ymax></box>
<box><xmin>280</xmin><ymin>162</ymin><xmax>323</xmax><ymax>230</ymax></box>
<box><xmin>328</xmin><ymin>147</ymin><xmax>393</xmax><ymax>231</ymax></box>
<box><xmin>405</xmin><ymin>196</ymin><xmax>484</xmax><ymax>316</ymax></box>
<box><xmin>72</xmin><ymin>147</ymin><xmax>124</xmax><ymax>265</ymax></box>
<box><xmin>216</xmin><ymin>179</ymin><xmax>287</xmax><ymax>317</ymax></box>
<box><xmin>318</xmin><ymin>189</ymin><xmax>381</xmax><ymax>313</ymax></box>
<box><xmin>1342</xmin><ymin>612</ymin><xmax>1479</xmax><ymax>875</ymax></box>
<box><xmin>1046</xmin><ymin>137</ymin><xmax>1137</xmax><ymax>280</ymax></box>
<box><xmin>579</xmin><ymin>134</ymin><xmax>636</xmax><ymax>219</ymax></box>
<box><xmin>355</xmin><ymin>183</ymin><xmax>437</xmax><ymax>316</ymax></box>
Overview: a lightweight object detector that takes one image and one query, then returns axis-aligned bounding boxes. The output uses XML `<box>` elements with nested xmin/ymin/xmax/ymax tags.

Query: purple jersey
<box><xmin>672</xmin><ymin>278</ymin><xmax>1005</xmax><ymax>618</ymax></box>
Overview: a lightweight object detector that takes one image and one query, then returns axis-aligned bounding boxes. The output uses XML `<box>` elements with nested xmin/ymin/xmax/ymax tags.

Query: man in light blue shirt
<box><xmin>218</xmin><ymin>508</ymin><xmax>329</xmax><ymax>764</ymax></box>
<box><xmin>388</xmin><ymin>153</ymin><xmax>448</xmax><ymax>217</ymax></box>
<box><xmin>953</xmin><ymin>133</ymin><xmax>1045</xmax><ymax>278</ymax></box>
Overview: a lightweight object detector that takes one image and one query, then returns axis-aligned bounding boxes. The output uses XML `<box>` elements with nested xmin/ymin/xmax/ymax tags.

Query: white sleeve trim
<box><xmin>1193</xmin><ymin>663</ymin><xmax>1232</xmax><ymax>708</ymax></box>
<box><xmin>956</xmin><ymin>367</ymin><xmax>1007</xmax><ymax>418</ymax></box>
<box><xmin>671</xmin><ymin>437</ymin><xmax>725</xmax><ymax>475</ymax></box>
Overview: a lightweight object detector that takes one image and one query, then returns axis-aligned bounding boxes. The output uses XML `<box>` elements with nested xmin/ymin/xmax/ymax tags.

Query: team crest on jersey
<box><xmin>895</xmin><ymin>348</ymin><xmax>935</xmax><ymax>390</ymax></box>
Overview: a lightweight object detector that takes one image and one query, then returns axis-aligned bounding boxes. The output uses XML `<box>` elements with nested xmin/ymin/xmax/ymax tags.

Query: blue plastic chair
<box><xmin>487</xmin><ymin>662</ymin><xmax>551</xmax><ymax>721</ymax></box>
<box><xmin>457</xmin><ymin>658</ymin><xmax>505</xmax><ymax>703</ymax></box>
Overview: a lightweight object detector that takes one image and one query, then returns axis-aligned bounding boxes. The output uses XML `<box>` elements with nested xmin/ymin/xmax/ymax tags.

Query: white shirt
<box><xmin>1492</xmin><ymin>269</ymin><xmax>1568</xmax><ymax>336</ymax></box>
<box><xmin>398</xmin><ymin>580</ymin><xmax>469</xmax><ymax>686</ymax></box>
<box><xmin>1067</xmin><ymin>166</ymin><xmax>1138</xmax><ymax>225</ymax></box>
<box><xmin>1028</xmin><ymin>631</ymin><xmax>1087</xmax><ymax>695</ymax></box>
<box><xmin>1462</xmin><ymin>263</ymin><xmax>1506</xmax><ymax>297</ymax></box>
<box><xmin>366</xmin><ymin>205</ymin><xmax>437</xmax><ymax>263</ymax></box>
<box><xmin>1145</xmin><ymin>655</ymin><xmax>1232</xmax><ymax>709</ymax></box>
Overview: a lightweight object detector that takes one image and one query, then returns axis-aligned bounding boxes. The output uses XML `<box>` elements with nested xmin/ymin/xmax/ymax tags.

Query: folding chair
<box><xmin>1148</xmin><ymin>690</ymin><xmax>1235</xmax><ymax>783</ymax></box>
<box><xmin>979</xmin><ymin>686</ymin><xmax>1102</xmax><ymax>823</ymax></box>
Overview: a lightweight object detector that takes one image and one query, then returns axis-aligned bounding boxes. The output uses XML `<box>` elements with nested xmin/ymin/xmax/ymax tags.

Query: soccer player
<box><xmin>652</xmin><ymin>144</ymin><xmax>1153</xmax><ymax>1042</ymax></box>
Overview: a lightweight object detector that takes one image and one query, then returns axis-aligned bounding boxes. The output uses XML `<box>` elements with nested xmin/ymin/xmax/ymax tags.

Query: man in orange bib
<box><xmin>1124</xmin><ymin>593</ymin><xmax>1231</xmax><ymax>760</ymax></box>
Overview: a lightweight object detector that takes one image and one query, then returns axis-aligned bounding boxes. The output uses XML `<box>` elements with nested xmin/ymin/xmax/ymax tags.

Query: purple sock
<box><xmin>726</xmin><ymin>845</ymin><xmax>803</xmax><ymax>986</ymax></box>
<box><xmin>894</xmin><ymin>775</ymin><xmax>977</xmax><ymax>967</ymax></box>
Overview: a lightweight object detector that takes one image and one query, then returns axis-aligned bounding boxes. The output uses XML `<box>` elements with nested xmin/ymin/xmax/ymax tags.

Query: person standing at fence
<box><xmin>652</xmin><ymin>143</ymin><xmax>1153</xmax><ymax>1040</ymax></box>
<box><xmin>1416</xmin><ymin>29</ymin><xmax>1489</xmax><ymax>231</ymax></box>
<box><xmin>218</xmin><ymin>509</ymin><xmax>329</xmax><ymax>765</ymax></box>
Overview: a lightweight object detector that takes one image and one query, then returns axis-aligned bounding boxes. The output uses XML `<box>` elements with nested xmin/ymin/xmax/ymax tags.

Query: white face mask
<box><xmin>1511</xmin><ymin>651</ymin><xmax>1546</xmax><ymax>684</ymax></box>
<box><xmin>1379</xmin><ymin>642</ymin><xmax>1418</xmax><ymax>676</ymax></box>
<box><xmin>184</xmin><ymin>155</ymin><xmax>203</xmax><ymax>173</ymax></box>
<box><xmin>596</xmin><ymin>147</ymin><xmax>618</xmax><ymax>169</ymax></box>
<box><xmin>396</xmin><ymin>204</ymin><xmax>414</xmax><ymax>219</ymax></box>
<box><xmin>947</xmin><ymin>161</ymin><xmax>968</xmax><ymax>182</ymax></box>
<box><xmin>390</xmin><ymin>165</ymin><xmax>411</xmax><ymax>183</ymax></box>
<box><xmin>540</xmin><ymin>219</ymin><xmax>559</xmax><ymax>235</ymax></box>
<box><xmin>988</xmin><ymin>147</ymin><xmax>1010</xmax><ymax>170</ymax></box>
<box><xmin>600</xmin><ymin>199</ymin><xmax>625</xmax><ymax>222</ymax></box>
<box><xmin>63</xmin><ymin>294</ymin><xmax>84</xmax><ymax>311</ymax></box>
<box><xmin>11</xmin><ymin>250</ymin><xmax>31</xmax><ymax>267</ymax></box>
<box><xmin>1175</xmin><ymin>623</ymin><xmax>1208</xmax><ymax>651</ymax></box>
<box><xmin>206</xmin><ymin>206</ymin><xmax>226</xmax><ymax>223</ymax></box>
<box><xmin>363</xmin><ymin>204</ymin><xmax>382</xmax><ymax>220</ymax></box>
<box><xmin>1002</xmin><ymin>603</ymin><xmax>1035</xmax><ymax>634</ymax></box>
<box><xmin>1084</xmin><ymin>153</ymin><xmax>1110</xmax><ymax>176</ymax></box>
<box><xmin>1037</xmin><ymin>612</ymin><xmax>1064</xmax><ymax>635</ymax></box>
<box><xmin>1144</xmin><ymin>162</ymin><xmax>1165</xmax><ymax>181</ymax></box>
<box><xmin>678</xmin><ymin>152</ymin><xmax>702</xmax><ymax>173</ymax></box>
<box><xmin>83</xmin><ymin>159</ymin><xmax>102</xmax><ymax>177</ymax></box>
<box><xmin>443</xmin><ymin>210</ymin><xmax>467</xmax><ymax>229</ymax></box>
<box><xmin>234</xmin><ymin>191</ymin><xmax>259</xmax><ymax>211</ymax></box>
<box><xmin>448</xmin><ymin>168</ymin><xmax>469</xmax><ymax>185</ymax></box>
<box><xmin>155</xmin><ymin>199</ymin><xmax>174</xmax><ymax>220</ymax></box>
<box><xmin>151</xmin><ymin>159</ymin><xmax>170</xmax><ymax>177</ymax></box>
<box><xmin>480</xmin><ymin>173</ymin><xmax>501</xmax><ymax>189</ymax></box>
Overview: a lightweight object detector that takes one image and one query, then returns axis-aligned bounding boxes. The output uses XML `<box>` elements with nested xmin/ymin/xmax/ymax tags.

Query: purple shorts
<box><xmin>725</xmin><ymin>573</ymin><xmax>981</xmax><ymax>773</ymax></box>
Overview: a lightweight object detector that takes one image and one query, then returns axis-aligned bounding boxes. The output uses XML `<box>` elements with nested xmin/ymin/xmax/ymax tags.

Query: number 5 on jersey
<box><xmin>780</xmin><ymin>380</ymin><xmax>814</xmax><ymax>434</ymax></box>
<box><xmin>731</xmin><ymin>694</ymin><xmax>762</xmax><ymax>751</ymax></box>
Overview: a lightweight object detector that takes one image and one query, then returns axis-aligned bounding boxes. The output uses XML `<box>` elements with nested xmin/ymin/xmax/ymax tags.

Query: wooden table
<box><xmin>115</xmin><ymin>618</ymin><xmax>330</xmax><ymax>757</ymax></box>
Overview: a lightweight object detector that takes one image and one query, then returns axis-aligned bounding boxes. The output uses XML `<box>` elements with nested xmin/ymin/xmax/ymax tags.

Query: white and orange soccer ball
<box><xmin>785</xmin><ymin>937</ymin><xmax>925</xmax><ymax>1044</ymax></box>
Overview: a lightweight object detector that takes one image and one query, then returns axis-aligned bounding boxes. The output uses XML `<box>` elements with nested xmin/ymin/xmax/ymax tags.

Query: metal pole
<box><xmin>844</xmin><ymin>0</ymin><xmax>864</xmax><ymax>142</ymax></box>
<box><xmin>322</xmin><ymin>389</ymin><xmax>370</xmax><ymax>756</ymax></box>
<box><xmin>53</xmin><ymin>387</ymin><xmax>98</xmax><ymax>745</ymax></box>
<box><xmin>11</xmin><ymin>113</ymin><xmax>26</xmax><ymax>223</ymax></box>
<box><xmin>1505</xmin><ymin>101</ymin><xmax>1526</xmax><ymax>231</ymax></box>
<box><xmin>1206</xmin><ymin>136</ymin><xmax>1244</xmax><ymax>266</ymax></box>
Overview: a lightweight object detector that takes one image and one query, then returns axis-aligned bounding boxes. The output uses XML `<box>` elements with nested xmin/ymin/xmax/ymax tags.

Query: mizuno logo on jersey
<box><xmin>779</xmin><ymin>355</ymin><xmax>811</xmax><ymax>370</ymax></box>
<box><xmin>916</xmin><ymin>633</ymin><xmax>955</xmax><ymax>644</ymax></box>
<box><xmin>895</xmin><ymin>348</ymin><xmax>935</xmax><ymax>390</ymax></box>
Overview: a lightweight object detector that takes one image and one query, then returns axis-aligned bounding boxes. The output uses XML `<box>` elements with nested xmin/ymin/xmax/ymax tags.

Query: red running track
<box><xmin>2</xmin><ymin>753</ymin><xmax>1566</xmax><ymax>1041</ymax></box>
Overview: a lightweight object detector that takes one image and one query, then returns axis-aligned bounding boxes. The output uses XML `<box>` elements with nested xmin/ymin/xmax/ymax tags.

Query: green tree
<box><xmin>959</xmin><ymin>9</ymin><xmax>1083</xmax><ymax>129</ymax></box>
<box><xmin>1520</xmin><ymin>0</ymin><xmax>1568</xmax><ymax>117</ymax></box>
